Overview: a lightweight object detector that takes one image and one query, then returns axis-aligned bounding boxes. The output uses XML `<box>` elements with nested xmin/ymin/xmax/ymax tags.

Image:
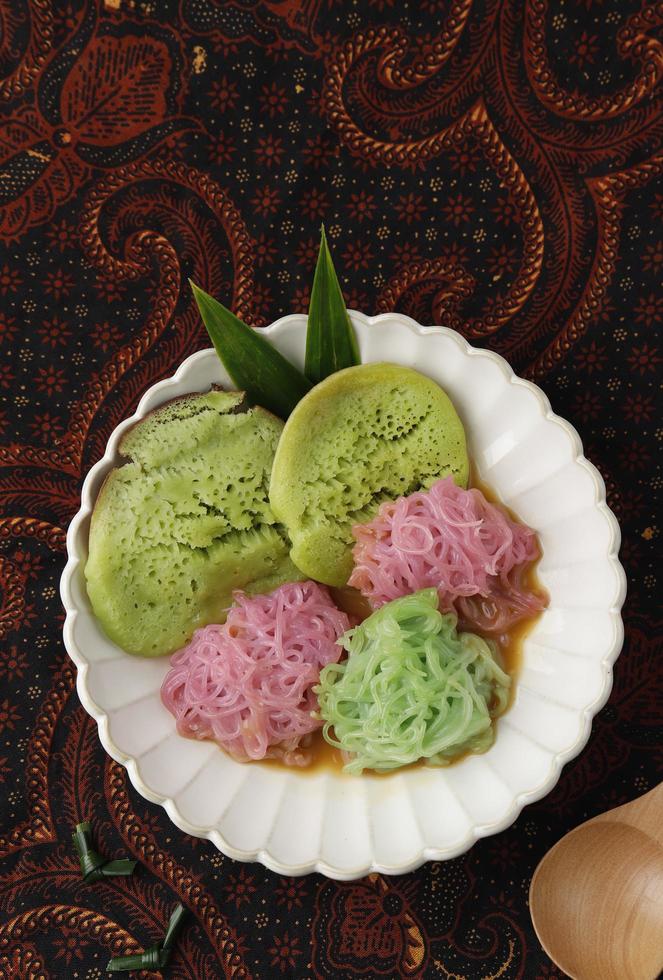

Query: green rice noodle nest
<box><xmin>316</xmin><ymin>588</ymin><xmax>511</xmax><ymax>774</ymax></box>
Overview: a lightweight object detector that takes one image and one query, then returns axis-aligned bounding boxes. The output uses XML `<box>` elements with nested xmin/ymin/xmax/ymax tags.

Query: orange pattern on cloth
<box><xmin>0</xmin><ymin>0</ymin><xmax>660</xmax><ymax>975</ymax></box>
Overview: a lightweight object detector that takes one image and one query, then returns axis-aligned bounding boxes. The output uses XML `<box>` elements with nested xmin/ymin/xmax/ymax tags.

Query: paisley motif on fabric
<box><xmin>0</xmin><ymin>9</ymin><xmax>195</xmax><ymax>240</ymax></box>
<box><xmin>312</xmin><ymin>875</ymin><xmax>428</xmax><ymax>976</ymax></box>
<box><xmin>0</xmin><ymin>0</ymin><xmax>659</xmax><ymax>976</ymax></box>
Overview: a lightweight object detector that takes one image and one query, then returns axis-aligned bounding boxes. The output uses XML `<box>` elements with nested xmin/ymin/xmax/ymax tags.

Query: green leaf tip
<box><xmin>72</xmin><ymin>822</ymin><xmax>136</xmax><ymax>883</ymax></box>
<box><xmin>190</xmin><ymin>281</ymin><xmax>311</xmax><ymax>419</ymax></box>
<box><xmin>305</xmin><ymin>227</ymin><xmax>360</xmax><ymax>385</ymax></box>
<box><xmin>106</xmin><ymin>904</ymin><xmax>187</xmax><ymax>973</ymax></box>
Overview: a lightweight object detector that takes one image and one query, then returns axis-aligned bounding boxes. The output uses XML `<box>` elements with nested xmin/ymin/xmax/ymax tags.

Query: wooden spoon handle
<box><xmin>597</xmin><ymin>782</ymin><xmax>663</xmax><ymax>843</ymax></box>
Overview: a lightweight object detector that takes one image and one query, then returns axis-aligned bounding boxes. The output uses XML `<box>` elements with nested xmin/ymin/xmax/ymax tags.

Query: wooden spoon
<box><xmin>529</xmin><ymin>783</ymin><xmax>663</xmax><ymax>980</ymax></box>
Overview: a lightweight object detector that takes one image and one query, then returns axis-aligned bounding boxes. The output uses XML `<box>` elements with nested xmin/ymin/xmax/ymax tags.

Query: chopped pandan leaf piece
<box><xmin>190</xmin><ymin>281</ymin><xmax>311</xmax><ymax>418</ymax></box>
<box><xmin>72</xmin><ymin>822</ymin><xmax>136</xmax><ymax>883</ymax></box>
<box><xmin>106</xmin><ymin>904</ymin><xmax>186</xmax><ymax>972</ymax></box>
<box><xmin>305</xmin><ymin>226</ymin><xmax>359</xmax><ymax>384</ymax></box>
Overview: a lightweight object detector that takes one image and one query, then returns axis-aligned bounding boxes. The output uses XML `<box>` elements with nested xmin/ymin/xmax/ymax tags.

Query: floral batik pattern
<box><xmin>0</xmin><ymin>0</ymin><xmax>660</xmax><ymax>976</ymax></box>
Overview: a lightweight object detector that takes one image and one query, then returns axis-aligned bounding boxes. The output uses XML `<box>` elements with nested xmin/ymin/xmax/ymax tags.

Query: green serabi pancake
<box><xmin>86</xmin><ymin>389</ymin><xmax>301</xmax><ymax>657</ymax></box>
<box><xmin>269</xmin><ymin>362</ymin><xmax>469</xmax><ymax>587</ymax></box>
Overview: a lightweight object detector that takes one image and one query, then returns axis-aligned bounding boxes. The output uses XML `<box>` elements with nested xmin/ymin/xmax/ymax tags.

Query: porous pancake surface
<box><xmin>269</xmin><ymin>363</ymin><xmax>468</xmax><ymax>586</ymax></box>
<box><xmin>86</xmin><ymin>389</ymin><xmax>301</xmax><ymax>657</ymax></box>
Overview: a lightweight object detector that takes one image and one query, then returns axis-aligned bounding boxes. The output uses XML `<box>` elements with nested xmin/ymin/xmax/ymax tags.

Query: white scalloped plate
<box><xmin>60</xmin><ymin>312</ymin><xmax>626</xmax><ymax>879</ymax></box>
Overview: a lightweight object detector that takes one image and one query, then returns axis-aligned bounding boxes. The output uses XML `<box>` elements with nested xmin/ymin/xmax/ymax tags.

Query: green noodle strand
<box><xmin>315</xmin><ymin>588</ymin><xmax>511</xmax><ymax>774</ymax></box>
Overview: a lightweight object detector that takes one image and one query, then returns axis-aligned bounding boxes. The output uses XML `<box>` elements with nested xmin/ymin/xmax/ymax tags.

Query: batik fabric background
<box><xmin>0</xmin><ymin>0</ymin><xmax>661</xmax><ymax>977</ymax></box>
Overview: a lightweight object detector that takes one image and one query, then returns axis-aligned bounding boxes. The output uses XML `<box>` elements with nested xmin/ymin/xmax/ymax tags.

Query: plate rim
<box><xmin>60</xmin><ymin>311</ymin><xmax>627</xmax><ymax>879</ymax></box>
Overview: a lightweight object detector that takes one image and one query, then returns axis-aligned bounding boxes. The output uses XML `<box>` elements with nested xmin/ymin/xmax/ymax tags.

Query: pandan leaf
<box><xmin>305</xmin><ymin>226</ymin><xmax>360</xmax><ymax>384</ymax></box>
<box><xmin>190</xmin><ymin>281</ymin><xmax>311</xmax><ymax>418</ymax></box>
<box><xmin>72</xmin><ymin>822</ymin><xmax>136</xmax><ymax>883</ymax></box>
<box><xmin>106</xmin><ymin>904</ymin><xmax>186</xmax><ymax>972</ymax></box>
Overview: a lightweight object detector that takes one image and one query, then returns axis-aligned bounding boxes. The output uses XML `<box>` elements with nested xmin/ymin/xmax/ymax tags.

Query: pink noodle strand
<box><xmin>349</xmin><ymin>476</ymin><xmax>547</xmax><ymax>633</ymax></box>
<box><xmin>161</xmin><ymin>582</ymin><xmax>350</xmax><ymax>766</ymax></box>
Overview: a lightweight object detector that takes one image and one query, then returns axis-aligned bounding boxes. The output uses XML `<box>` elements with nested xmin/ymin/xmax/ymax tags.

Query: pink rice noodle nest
<box><xmin>349</xmin><ymin>476</ymin><xmax>547</xmax><ymax>634</ymax></box>
<box><xmin>161</xmin><ymin>581</ymin><xmax>350</xmax><ymax>766</ymax></box>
